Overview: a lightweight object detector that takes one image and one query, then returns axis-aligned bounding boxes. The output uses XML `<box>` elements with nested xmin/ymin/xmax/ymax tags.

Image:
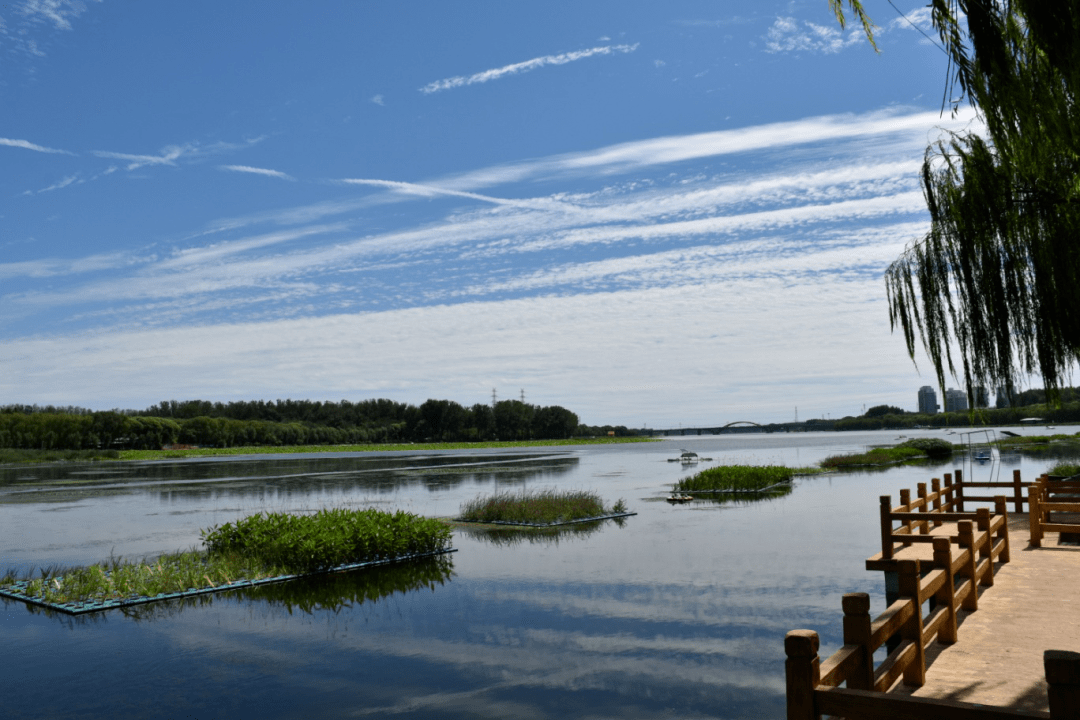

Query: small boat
<box><xmin>667</xmin><ymin>494</ymin><xmax>693</xmax><ymax>504</ymax></box>
<box><xmin>679</xmin><ymin>451</ymin><xmax>699</xmax><ymax>463</ymax></box>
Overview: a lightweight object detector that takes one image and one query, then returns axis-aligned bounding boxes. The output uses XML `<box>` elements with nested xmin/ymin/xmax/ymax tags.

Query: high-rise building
<box><xmin>944</xmin><ymin>388</ymin><xmax>968</xmax><ymax>413</ymax></box>
<box><xmin>918</xmin><ymin>386</ymin><xmax>939</xmax><ymax>414</ymax></box>
<box><xmin>973</xmin><ymin>386</ymin><xmax>989</xmax><ymax>408</ymax></box>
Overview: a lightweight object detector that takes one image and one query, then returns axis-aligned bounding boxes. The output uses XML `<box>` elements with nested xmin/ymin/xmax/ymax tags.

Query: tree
<box><xmin>835</xmin><ymin>1</ymin><xmax>1080</xmax><ymax>404</ymax></box>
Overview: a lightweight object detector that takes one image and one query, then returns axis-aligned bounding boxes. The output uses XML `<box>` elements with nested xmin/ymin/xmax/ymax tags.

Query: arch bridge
<box><xmin>649</xmin><ymin>420</ymin><xmax>776</xmax><ymax>436</ymax></box>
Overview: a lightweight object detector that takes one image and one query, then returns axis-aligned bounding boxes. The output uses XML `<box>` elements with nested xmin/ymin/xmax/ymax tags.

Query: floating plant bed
<box><xmin>457</xmin><ymin>488</ymin><xmax>630</xmax><ymax>526</ymax></box>
<box><xmin>679</xmin><ymin>482</ymin><xmax>792</xmax><ymax>495</ymax></box>
<box><xmin>674</xmin><ymin>465</ymin><xmax>795</xmax><ymax>494</ymax></box>
<box><xmin>0</xmin><ymin>549</ymin><xmax>456</xmax><ymax>615</ymax></box>
<box><xmin>0</xmin><ymin>507</ymin><xmax>454</xmax><ymax>615</ymax></box>
<box><xmin>456</xmin><ymin>512</ymin><xmax>636</xmax><ymax>528</ymax></box>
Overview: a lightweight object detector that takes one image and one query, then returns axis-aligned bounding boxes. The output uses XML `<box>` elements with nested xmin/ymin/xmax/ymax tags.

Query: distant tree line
<box><xmin>0</xmin><ymin>397</ymin><xmax>586</xmax><ymax>450</ymax></box>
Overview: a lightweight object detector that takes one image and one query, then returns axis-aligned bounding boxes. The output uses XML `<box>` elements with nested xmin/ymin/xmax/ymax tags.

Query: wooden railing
<box><xmin>1029</xmin><ymin>475</ymin><xmax>1080</xmax><ymax>547</ymax></box>
<box><xmin>786</xmin><ymin>541</ymin><xmax>1078</xmax><ymax>718</ymax></box>
<box><xmin>872</xmin><ymin>478</ymin><xmax>1012</xmax><ymax>566</ymax></box>
<box><xmin>786</xmin><ymin>473</ymin><xmax>1080</xmax><ymax>719</ymax></box>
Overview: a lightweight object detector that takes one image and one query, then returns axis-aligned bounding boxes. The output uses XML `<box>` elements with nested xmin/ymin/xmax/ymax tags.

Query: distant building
<box><xmin>944</xmin><ymin>388</ymin><xmax>968</xmax><ymax>413</ymax></box>
<box><xmin>995</xmin><ymin>387</ymin><xmax>1011</xmax><ymax>408</ymax></box>
<box><xmin>973</xmin><ymin>386</ymin><xmax>989</xmax><ymax>408</ymax></box>
<box><xmin>918</xmin><ymin>386</ymin><xmax>939</xmax><ymax>414</ymax></box>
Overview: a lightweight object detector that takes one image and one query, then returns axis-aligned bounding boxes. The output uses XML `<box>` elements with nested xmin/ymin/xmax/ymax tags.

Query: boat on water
<box><xmin>666</xmin><ymin>494</ymin><xmax>693</xmax><ymax>504</ymax></box>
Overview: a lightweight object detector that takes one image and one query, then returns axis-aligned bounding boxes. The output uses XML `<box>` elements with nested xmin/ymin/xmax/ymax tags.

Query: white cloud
<box><xmin>0</xmin><ymin>137</ymin><xmax>72</xmax><ymax>154</ymax></box>
<box><xmin>0</xmin><ymin>107</ymin><xmax>977</xmax><ymax>421</ymax></box>
<box><xmin>371</xmin><ymin>94</ymin><xmax>385</xmax><ymax>106</ymax></box>
<box><xmin>764</xmin><ymin>16</ymin><xmax>869</xmax><ymax>54</ymax></box>
<box><xmin>220</xmin><ymin>165</ymin><xmax>294</xmax><ymax>181</ymax></box>
<box><xmin>888</xmin><ymin>7</ymin><xmax>935</xmax><ymax>34</ymax></box>
<box><xmin>30</xmin><ymin>174</ymin><xmax>80</xmax><ymax>194</ymax></box>
<box><xmin>419</xmin><ymin>43</ymin><xmax>639</xmax><ymax>94</ymax></box>
<box><xmin>18</xmin><ymin>0</ymin><xmax>96</xmax><ymax>31</ymax></box>
<box><xmin>91</xmin><ymin>145</ymin><xmax>187</xmax><ymax>171</ymax></box>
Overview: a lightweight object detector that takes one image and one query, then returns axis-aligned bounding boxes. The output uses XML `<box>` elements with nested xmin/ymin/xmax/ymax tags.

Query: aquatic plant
<box><xmin>674</xmin><ymin>465</ymin><xmax>794</xmax><ymax>493</ymax></box>
<box><xmin>202</xmin><ymin>507</ymin><xmax>452</xmax><ymax>573</ymax></box>
<box><xmin>458</xmin><ymin>488</ymin><xmax>624</xmax><ymax>524</ymax></box>
<box><xmin>1047</xmin><ymin>462</ymin><xmax>1080</xmax><ymax>477</ymax></box>
<box><xmin>2</xmin><ymin>508</ymin><xmax>453</xmax><ymax>607</ymax></box>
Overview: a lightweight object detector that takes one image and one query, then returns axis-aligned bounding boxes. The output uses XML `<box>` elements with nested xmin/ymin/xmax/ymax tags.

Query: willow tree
<box><xmin>834</xmin><ymin>1</ymin><xmax>1080</xmax><ymax>403</ymax></box>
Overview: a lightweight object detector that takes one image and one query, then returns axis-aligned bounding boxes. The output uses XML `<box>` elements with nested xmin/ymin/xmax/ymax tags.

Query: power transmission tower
<box><xmin>520</xmin><ymin>389</ymin><xmax>525</xmax><ymax>404</ymax></box>
<box><xmin>492</xmin><ymin>388</ymin><xmax>497</xmax><ymax>408</ymax></box>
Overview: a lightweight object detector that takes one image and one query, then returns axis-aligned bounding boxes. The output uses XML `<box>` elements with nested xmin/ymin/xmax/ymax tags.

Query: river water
<box><xmin>0</xmin><ymin>429</ymin><xmax>1072</xmax><ymax>719</ymax></box>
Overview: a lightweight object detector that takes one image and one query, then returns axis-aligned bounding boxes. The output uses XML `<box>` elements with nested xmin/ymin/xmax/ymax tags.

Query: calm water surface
<box><xmin>1</xmin><ymin>429</ymin><xmax>1072</xmax><ymax>719</ymax></box>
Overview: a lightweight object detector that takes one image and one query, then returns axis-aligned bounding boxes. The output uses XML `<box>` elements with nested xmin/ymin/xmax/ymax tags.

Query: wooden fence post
<box><xmin>917</xmin><ymin>483</ymin><xmax>929</xmax><ymax>534</ymax></box>
<box><xmin>976</xmin><ymin>507</ymin><xmax>994</xmax><ymax>587</ymax></box>
<box><xmin>932</xmin><ymin>537</ymin><xmax>957</xmax><ymax>644</ymax></box>
<box><xmin>899</xmin><ymin>488</ymin><xmax>913</xmax><ymax>546</ymax></box>
<box><xmin>943</xmin><ymin>473</ymin><xmax>953</xmax><ymax>510</ymax></box>
<box><xmin>880</xmin><ymin>495</ymin><xmax>894</xmax><ymax>560</ymax></box>
<box><xmin>995</xmin><ymin>495</ymin><xmax>1011</xmax><ymax>564</ymax></box>
<box><xmin>785</xmin><ymin>630</ymin><xmax>820</xmax><ymax>720</ymax></box>
<box><xmin>931</xmin><ymin>477</ymin><xmax>943</xmax><ymax>526</ymax></box>
<box><xmin>1030</xmin><ymin>480</ymin><xmax>1043</xmax><ymax>548</ymax></box>
<box><xmin>1013</xmin><ymin>469</ymin><xmax>1024</xmax><ymax>513</ymax></box>
<box><xmin>954</xmin><ymin>469</ymin><xmax>964</xmax><ymax>513</ymax></box>
<box><xmin>1045</xmin><ymin>650</ymin><xmax>1080</xmax><ymax>719</ymax></box>
<box><xmin>898</xmin><ymin>559</ymin><xmax>926</xmax><ymax>686</ymax></box>
<box><xmin>957</xmin><ymin>520</ymin><xmax>979</xmax><ymax>611</ymax></box>
<box><xmin>842</xmin><ymin>593</ymin><xmax>874</xmax><ymax>691</ymax></box>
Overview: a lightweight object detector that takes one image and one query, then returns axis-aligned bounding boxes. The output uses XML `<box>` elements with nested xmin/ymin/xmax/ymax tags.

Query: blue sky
<box><xmin>1</xmin><ymin>1</ymin><xmax>982</xmax><ymax>426</ymax></box>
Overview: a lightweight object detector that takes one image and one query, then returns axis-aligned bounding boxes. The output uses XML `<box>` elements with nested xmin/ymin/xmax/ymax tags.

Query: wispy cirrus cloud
<box><xmin>221</xmin><ymin>165</ymin><xmax>294</xmax><ymax>181</ymax></box>
<box><xmin>91</xmin><ymin>145</ymin><xmax>187</xmax><ymax>170</ymax></box>
<box><xmin>17</xmin><ymin>0</ymin><xmax>98</xmax><ymax>31</ymax></box>
<box><xmin>340</xmin><ymin>178</ymin><xmax>574</xmax><ymax>211</ymax></box>
<box><xmin>419</xmin><ymin>43</ymin><xmax>639</xmax><ymax>94</ymax></box>
<box><xmin>764</xmin><ymin>16</ymin><xmax>868</xmax><ymax>54</ymax></box>
<box><xmin>0</xmin><ymin>137</ymin><xmax>73</xmax><ymax>154</ymax></box>
<box><xmin>22</xmin><ymin>174</ymin><xmax>80</xmax><ymax>195</ymax></box>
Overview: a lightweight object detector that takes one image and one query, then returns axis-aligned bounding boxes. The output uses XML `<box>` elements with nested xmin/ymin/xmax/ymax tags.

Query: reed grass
<box><xmin>458</xmin><ymin>488</ymin><xmax>626</xmax><ymax>524</ymax></box>
<box><xmin>674</xmin><ymin>465</ymin><xmax>794</xmax><ymax>493</ymax></box>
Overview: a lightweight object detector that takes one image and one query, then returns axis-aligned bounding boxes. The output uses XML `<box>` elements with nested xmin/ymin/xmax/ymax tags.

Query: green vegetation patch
<box><xmin>1047</xmin><ymin>462</ymin><xmax>1080</xmax><ymax>477</ymax></box>
<box><xmin>458</xmin><ymin>488</ymin><xmax>628</xmax><ymax>525</ymax></box>
<box><xmin>675</xmin><ymin>465</ymin><xmax>794</xmax><ymax>493</ymax></box>
<box><xmin>0</xmin><ymin>448</ymin><xmax>120</xmax><ymax>464</ymax></box>
<box><xmin>0</xmin><ymin>508</ymin><xmax>452</xmax><ymax>611</ymax></box>
<box><xmin>202</xmin><ymin>508</ymin><xmax>452</xmax><ymax>573</ymax></box>
<box><xmin>820</xmin><ymin>438</ymin><xmax>954</xmax><ymax>469</ymax></box>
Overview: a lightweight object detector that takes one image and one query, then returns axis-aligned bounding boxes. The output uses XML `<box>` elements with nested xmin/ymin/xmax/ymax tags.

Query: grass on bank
<box><xmin>458</xmin><ymin>488</ymin><xmax>627</xmax><ymax>525</ymax></box>
<box><xmin>117</xmin><ymin>436</ymin><xmax>657</xmax><ymax>461</ymax></box>
<box><xmin>820</xmin><ymin>438</ymin><xmax>954</xmax><ymax>469</ymax></box>
<box><xmin>674</xmin><ymin>465</ymin><xmax>795</xmax><ymax>493</ymax></box>
<box><xmin>1</xmin><ymin>507</ymin><xmax>452</xmax><ymax>606</ymax></box>
<box><xmin>0</xmin><ymin>448</ymin><xmax>120</xmax><ymax>464</ymax></box>
<box><xmin>1047</xmin><ymin>462</ymin><xmax>1080</xmax><ymax>477</ymax></box>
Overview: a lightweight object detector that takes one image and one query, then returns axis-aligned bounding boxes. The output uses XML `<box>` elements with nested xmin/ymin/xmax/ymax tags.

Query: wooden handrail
<box><xmin>1029</xmin><ymin>474</ymin><xmax>1080</xmax><ymax>547</ymax></box>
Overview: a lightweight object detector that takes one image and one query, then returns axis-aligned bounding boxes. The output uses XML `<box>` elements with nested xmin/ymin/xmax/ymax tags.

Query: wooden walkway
<box><xmin>888</xmin><ymin>514</ymin><xmax>1080</xmax><ymax>713</ymax></box>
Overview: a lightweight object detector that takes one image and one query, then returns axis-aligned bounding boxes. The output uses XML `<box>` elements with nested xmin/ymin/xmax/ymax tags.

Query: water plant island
<box><xmin>0</xmin><ymin>507</ymin><xmax>453</xmax><ymax>614</ymax></box>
